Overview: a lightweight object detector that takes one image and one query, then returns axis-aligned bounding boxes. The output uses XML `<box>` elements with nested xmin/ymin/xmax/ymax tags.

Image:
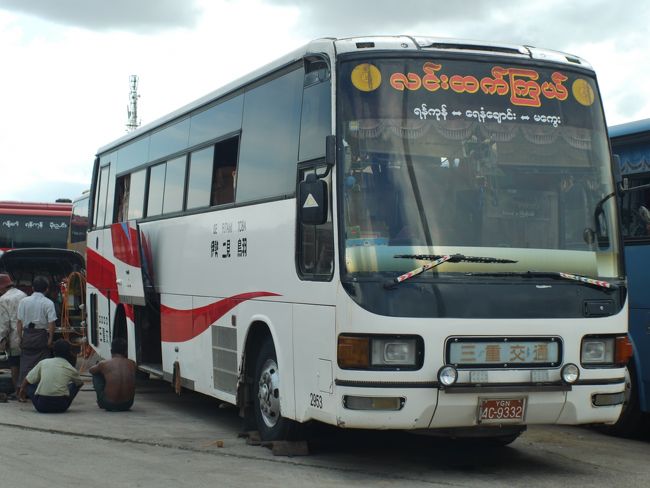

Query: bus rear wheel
<box><xmin>253</xmin><ymin>338</ymin><xmax>300</xmax><ymax>441</ymax></box>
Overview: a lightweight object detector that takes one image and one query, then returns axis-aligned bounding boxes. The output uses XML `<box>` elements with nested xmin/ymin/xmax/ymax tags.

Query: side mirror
<box><xmin>611</xmin><ymin>154</ymin><xmax>630</xmax><ymax>193</ymax></box>
<box><xmin>612</xmin><ymin>154</ymin><xmax>624</xmax><ymax>187</ymax></box>
<box><xmin>325</xmin><ymin>135</ymin><xmax>336</xmax><ymax>166</ymax></box>
<box><xmin>299</xmin><ymin>174</ymin><xmax>328</xmax><ymax>225</ymax></box>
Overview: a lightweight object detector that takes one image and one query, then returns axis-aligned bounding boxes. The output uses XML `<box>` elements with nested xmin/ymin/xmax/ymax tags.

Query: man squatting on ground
<box><xmin>18</xmin><ymin>339</ymin><xmax>84</xmax><ymax>413</ymax></box>
<box><xmin>89</xmin><ymin>337</ymin><xmax>136</xmax><ymax>411</ymax></box>
<box><xmin>0</xmin><ymin>273</ymin><xmax>27</xmax><ymax>397</ymax></box>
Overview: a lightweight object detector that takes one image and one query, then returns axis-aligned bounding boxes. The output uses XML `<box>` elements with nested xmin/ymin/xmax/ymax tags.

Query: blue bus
<box><xmin>610</xmin><ymin>118</ymin><xmax>650</xmax><ymax>435</ymax></box>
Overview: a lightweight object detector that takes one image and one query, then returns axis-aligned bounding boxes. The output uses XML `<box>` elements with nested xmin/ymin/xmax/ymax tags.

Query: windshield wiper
<box><xmin>523</xmin><ymin>271</ymin><xmax>618</xmax><ymax>290</ymax></box>
<box><xmin>385</xmin><ymin>253</ymin><xmax>517</xmax><ymax>288</ymax></box>
<box><xmin>461</xmin><ymin>270</ymin><xmax>619</xmax><ymax>290</ymax></box>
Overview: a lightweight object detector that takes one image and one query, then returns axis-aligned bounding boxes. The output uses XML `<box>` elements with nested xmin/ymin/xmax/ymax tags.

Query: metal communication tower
<box><xmin>126</xmin><ymin>75</ymin><xmax>140</xmax><ymax>132</ymax></box>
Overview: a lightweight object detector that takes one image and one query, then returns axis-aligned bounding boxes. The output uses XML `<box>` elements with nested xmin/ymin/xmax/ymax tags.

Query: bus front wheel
<box><xmin>598</xmin><ymin>363</ymin><xmax>648</xmax><ymax>438</ymax></box>
<box><xmin>253</xmin><ymin>337</ymin><xmax>300</xmax><ymax>441</ymax></box>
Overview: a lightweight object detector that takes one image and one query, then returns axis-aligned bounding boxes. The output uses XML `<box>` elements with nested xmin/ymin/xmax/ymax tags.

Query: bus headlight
<box><xmin>338</xmin><ymin>334</ymin><xmax>422</xmax><ymax>370</ymax></box>
<box><xmin>581</xmin><ymin>337</ymin><xmax>615</xmax><ymax>365</ymax></box>
<box><xmin>581</xmin><ymin>335</ymin><xmax>632</xmax><ymax>367</ymax></box>
<box><xmin>371</xmin><ymin>338</ymin><xmax>417</xmax><ymax>366</ymax></box>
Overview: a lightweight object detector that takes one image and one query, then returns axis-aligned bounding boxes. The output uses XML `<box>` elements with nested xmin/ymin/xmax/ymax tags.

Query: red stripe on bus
<box><xmin>87</xmin><ymin>249</ymin><xmax>278</xmax><ymax>340</ymax></box>
<box><xmin>160</xmin><ymin>292</ymin><xmax>280</xmax><ymax>343</ymax></box>
<box><xmin>85</xmin><ymin>249</ymin><xmax>135</xmax><ymax>323</ymax></box>
<box><xmin>86</xmin><ymin>248</ymin><xmax>118</xmax><ymax>296</ymax></box>
<box><xmin>111</xmin><ymin>223</ymin><xmax>141</xmax><ymax>267</ymax></box>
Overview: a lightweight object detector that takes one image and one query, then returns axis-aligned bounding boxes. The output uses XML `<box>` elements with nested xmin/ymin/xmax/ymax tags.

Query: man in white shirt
<box><xmin>17</xmin><ymin>275</ymin><xmax>57</xmax><ymax>384</ymax></box>
<box><xmin>0</xmin><ymin>273</ymin><xmax>27</xmax><ymax>397</ymax></box>
<box><xmin>18</xmin><ymin>339</ymin><xmax>84</xmax><ymax>413</ymax></box>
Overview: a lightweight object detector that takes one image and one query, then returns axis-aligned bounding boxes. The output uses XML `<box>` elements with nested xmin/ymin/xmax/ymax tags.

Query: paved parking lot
<box><xmin>1</xmin><ymin>369</ymin><xmax>649</xmax><ymax>487</ymax></box>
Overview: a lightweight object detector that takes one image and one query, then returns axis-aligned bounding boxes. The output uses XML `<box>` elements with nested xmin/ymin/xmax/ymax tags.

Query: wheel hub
<box><xmin>258</xmin><ymin>359</ymin><xmax>281</xmax><ymax>428</ymax></box>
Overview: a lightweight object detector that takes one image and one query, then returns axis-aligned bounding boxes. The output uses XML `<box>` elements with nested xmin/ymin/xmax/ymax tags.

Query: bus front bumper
<box><xmin>331</xmin><ymin>380</ymin><xmax>625</xmax><ymax>430</ymax></box>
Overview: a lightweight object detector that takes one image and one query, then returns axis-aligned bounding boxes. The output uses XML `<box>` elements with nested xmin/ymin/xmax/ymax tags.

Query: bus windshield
<box><xmin>338</xmin><ymin>57</ymin><xmax>620</xmax><ymax>280</ymax></box>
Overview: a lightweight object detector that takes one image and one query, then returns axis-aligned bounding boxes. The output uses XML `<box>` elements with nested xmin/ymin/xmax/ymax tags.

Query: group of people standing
<box><xmin>0</xmin><ymin>273</ymin><xmax>136</xmax><ymax>413</ymax></box>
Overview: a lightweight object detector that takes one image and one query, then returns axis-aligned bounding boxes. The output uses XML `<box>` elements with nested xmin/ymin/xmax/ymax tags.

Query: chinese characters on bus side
<box><xmin>210</xmin><ymin>220</ymin><xmax>248</xmax><ymax>259</ymax></box>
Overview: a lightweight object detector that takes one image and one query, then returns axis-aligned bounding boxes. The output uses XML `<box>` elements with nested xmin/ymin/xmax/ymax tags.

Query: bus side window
<box><xmin>621</xmin><ymin>176</ymin><xmax>650</xmax><ymax>239</ymax></box>
<box><xmin>115</xmin><ymin>174</ymin><xmax>131</xmax><ymax>222</ymax></box>
<box><xmin>114</xmin><ymin>169</ymin><xmax>146</xmax><ymax>222</ymax></box>
<box><xmin>93</xmin><ymin>165</ymin><xmax>110</xmax><ymax>228</ymax></box>
<box><xmin>211</xmin><ymin>136</ymin><xmax>239</xmax><ymax>206</ymax></box>
<box><xmin>297</xmin><ymin>166</ymin><xmax>334</xmax><ymax>279</ymax></box>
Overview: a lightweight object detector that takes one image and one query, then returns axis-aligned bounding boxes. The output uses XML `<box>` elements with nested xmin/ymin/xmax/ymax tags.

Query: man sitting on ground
<box><xmin>89</xmin><ymin>337</ymin><xmax>136</xmax><ymax>411</ymax></box>
<box><xmin>18</xmin><ymin>339</ymin><xmax>83</xmax><ymax>413</ymax></box>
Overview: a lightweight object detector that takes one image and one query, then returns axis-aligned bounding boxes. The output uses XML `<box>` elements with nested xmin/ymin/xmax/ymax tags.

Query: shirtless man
<box><xmin>89</xmin><ymin>337</ymin><xmax>136</xmax><ymax>411</ymax></box>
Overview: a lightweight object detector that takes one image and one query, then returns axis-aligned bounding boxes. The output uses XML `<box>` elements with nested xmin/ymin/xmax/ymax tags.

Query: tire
<box><xmin>598</xmin><ymin>364</ymin><xmax>648</xmax><ymax>438</ymax></box>
<box><xmin>252</xmin><ymin>337</ymin><xmax>300</xmax><ymax>441</ymax></box>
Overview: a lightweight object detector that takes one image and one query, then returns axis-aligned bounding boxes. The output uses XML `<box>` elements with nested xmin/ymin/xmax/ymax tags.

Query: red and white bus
<box><xmin>0</xmin><ymin>201</ymin><xmax>72</xmax><ymax>251</ymax></box>
<box><xmin>86</xmin><ymin>36</ymin><xmax>629</xmax><ymax>444</ymax></box>
<box><xmin>67</xmin><ymin>191</ymin><xmax>90</xmax><ymax>257</ymax></box>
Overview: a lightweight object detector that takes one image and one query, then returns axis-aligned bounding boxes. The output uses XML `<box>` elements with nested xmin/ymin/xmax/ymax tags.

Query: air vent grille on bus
<box><xmin>424</xmin><ymin>42</ymin><xmax>524</xmax><ymax>56</ymax></box>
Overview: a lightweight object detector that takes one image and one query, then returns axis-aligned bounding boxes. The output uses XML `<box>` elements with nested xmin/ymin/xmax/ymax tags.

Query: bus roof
<box><xmin>97</xmin><ymin>35</ymin><xmax>594</xmax><ymax>156</ymax></box>
<box><xmin>609</xmin><ymin>118</ymin><xmax>650</xmax><ymax>140</ymax></box>
<box><xmin>0</xmin><ymin>201</ymin><xmax>72</xmax><ymax>217</ymax></box>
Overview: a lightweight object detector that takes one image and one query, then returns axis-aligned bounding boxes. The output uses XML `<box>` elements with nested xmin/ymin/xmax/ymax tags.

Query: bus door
<box><xmin>110</xmin><ymin>220</ymin><xmax>146</xmax><ymax>306</ymax></box>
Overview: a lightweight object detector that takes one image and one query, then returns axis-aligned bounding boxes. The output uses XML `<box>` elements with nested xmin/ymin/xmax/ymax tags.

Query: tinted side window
<box><xmin>299</xmin><ymin>80</ymin><xmax>331</xmax><ymax>162</ymax></box>
<box><xmin>117</xmin><ymin>137</ymin><xmax>149</xmax><ymax>174</ymax></box>
<box><xmin>297</xmin><ymin>166</ymin><xmax>334</xmax><ymax>280</ymax></box>
<box><xmin>189</xmin><ymin>96</ymin><xmax>243</xmax><ymax>147</ymax></box>
<box><xmin>211</xmin><ymin>136</ymin><xmax>239</xmax><ymax>206</ymax></box>
<box><xmin>70</xmin><ymin>196</ymin><xmax>89</xmax><ymax>243</ymax></box>
<box><xmin>149</xmin><ymin>118</ymin><xmax>190</xmax><ymax>162</ymax></box>
<box><xmin>163</xmin><ymin>156</ymin><xmax>186</xmax><ymax>214</ymax></box>
<box><xmin>237</xmin><ymin>68</ymin><xmax>303</xmax><ymax>203</ymax></box>
<box><xmin>94</xmin><ymin>165</ymin><xmax>110</xmax><ymax>228</ymax></box>
<box><xmin>620</xmin><ymin>175</ymin><xmax>650</xmax><ymax>240</ymax></box>
<box><xmin>187</xmin><ymin>146</ymin><xmax>214</xmax><ymax>210</ymax></box>
<box><xmin>127</xmin><ymin>169</ymin><xmax>147</xmax><ymax>220</ymax></box>
<box><xmin>147</xmin><ymin>163</ymin><xmax>166</xmax><ymax>217</ymax></box>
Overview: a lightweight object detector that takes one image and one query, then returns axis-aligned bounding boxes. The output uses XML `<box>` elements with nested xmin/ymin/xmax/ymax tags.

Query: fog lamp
<box><xmin>438</xmin><ymin>365</ymin><xmax>458</xmax><ymax>387</ymax></box>
<box><xmin>561</xmin><ymin>363</ymin><xmax>580</xmax><ymax>384</ymax></box>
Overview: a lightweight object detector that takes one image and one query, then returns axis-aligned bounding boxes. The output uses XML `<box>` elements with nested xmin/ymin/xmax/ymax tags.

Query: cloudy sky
<box><xmin>1</xmin><ymin>0</ymin><xmax>648</xmax><ymax>202</ymax></box>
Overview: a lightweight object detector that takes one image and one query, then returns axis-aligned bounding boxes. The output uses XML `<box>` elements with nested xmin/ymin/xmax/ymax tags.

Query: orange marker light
<box><xmin>338</xmin><ymin>335</ymin><xmax>370</xmax><ymax>369</ymax></box>
<box><xmin>615</xmin><ymin>335</ymin><xmax>634</xmax><ymax>366</ymax></box>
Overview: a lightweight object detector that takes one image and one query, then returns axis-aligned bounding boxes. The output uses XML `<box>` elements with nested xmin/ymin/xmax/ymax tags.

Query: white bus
<box><xmin>87</xmin><ymin>36</ymin><xmax>630</xmax><ymax>444</ymax></box>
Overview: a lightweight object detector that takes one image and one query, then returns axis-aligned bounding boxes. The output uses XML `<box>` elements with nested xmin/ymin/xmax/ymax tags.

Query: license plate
<box><xmin>478</xmin><ymin>398</ymin><xmax>526</xmax><ymax>423</ymax></box>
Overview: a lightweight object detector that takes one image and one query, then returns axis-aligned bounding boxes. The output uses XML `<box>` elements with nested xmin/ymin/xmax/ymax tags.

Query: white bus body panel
<box><xmin>88</xmin><ymin>199</ymin><xmax>338</xmax><ymax>419</ymax></box>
